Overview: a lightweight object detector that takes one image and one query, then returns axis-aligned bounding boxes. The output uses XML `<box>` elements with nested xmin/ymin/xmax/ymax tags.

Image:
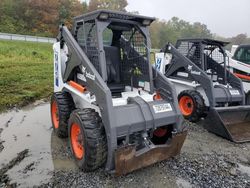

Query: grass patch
<box><xmin>0</xmin><ymin>40</ymin><xmax>53</xmax><ymax>112</ymax></box>
<box><xmin>150</xmin><ymin>49</ymin><xmax>160</xmax><ymax>64</ymax></box>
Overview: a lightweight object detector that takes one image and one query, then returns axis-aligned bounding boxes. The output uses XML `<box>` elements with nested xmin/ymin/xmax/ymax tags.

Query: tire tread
<box><xmin>69</xmin><ymin>108</ymin><xmax>107</xmax><ymax>171</ymax></box>
<box><xmin>51</xmin><ymin>92</ymin><xmax>75</xmax><ymax>138</ymax></box>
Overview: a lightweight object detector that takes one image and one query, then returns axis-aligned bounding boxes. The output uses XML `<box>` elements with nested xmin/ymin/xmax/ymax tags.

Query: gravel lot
<box><xmin>0</xmin><ymin>102</ymin><xmax>250</xmax><ymax>188</ymax></box>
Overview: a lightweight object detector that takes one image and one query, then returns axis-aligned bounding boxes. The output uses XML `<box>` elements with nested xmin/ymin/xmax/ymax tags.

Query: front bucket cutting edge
<box><xmin>203</xmin><ymin>106</ymin><xmax>250</xmax><ymax>143</ymax></box>
<box><xmin>114</xmin><ymin>131</ymin><xmax>187</xmax><ymax>176</ymax></box>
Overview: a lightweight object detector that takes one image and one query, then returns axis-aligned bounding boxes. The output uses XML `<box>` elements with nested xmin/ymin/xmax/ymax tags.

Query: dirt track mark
<box><xmin>0</xmin><ymin>149</ymin><xmax>29</xmax><ymax>187</ymax></box>
<box><xmin>23</xmin><ymin>162</ymin><xmax>36</xmax><ymax>174</ymax></box>
<box><xmin>0</xmin><ymin>128</ymin><xmax>4</xmax><ymax>152</ymax></box>
<box><xmin>20</xmin><ymin>115</ymin><xmax>26</xmax><ymax>124</ymax></box>
<box><xmin>4</xmin><ymin>117</ymin><xmax>13</xmax><ymax>127</ymax></box>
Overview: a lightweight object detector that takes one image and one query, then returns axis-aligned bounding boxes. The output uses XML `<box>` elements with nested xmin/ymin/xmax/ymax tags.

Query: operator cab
<box><xmin>175</xmin><ymin>39</ymin><xmax>230</xmax><ymax>85</ymax></box>
<box><xmin>233</xmin><ymin>44</ymin><xmax>250</xmax><ymax>65</ymax></box>
<box><xmin>73</xmin><ymin>10</ymin><xmax>154</xmax><ymax>99</ymax></box>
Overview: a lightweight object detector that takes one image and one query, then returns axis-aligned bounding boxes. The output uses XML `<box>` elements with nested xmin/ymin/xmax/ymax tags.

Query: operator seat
<box><xmin>104</xmin><ymin>46</ymin><xmax>125</xmax><ymax>95</ymax></box>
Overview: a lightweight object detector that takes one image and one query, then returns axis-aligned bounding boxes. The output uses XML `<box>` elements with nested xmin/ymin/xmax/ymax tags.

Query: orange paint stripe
<box><xmin>68</xmin><ymin>81</ymin><xmax>86</xmax><ymax>93</ymax></box>
<box><xmin>234</xmin><ymin>73</ymin><xmax>250</xmax><ymax>81</ymax></box>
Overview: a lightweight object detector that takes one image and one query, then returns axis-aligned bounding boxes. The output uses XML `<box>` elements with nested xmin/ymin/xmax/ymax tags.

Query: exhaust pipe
<box><xmin>203</xmin><ymin>106</ymin><xmax>250</xmax><ymax>143</ymax></box>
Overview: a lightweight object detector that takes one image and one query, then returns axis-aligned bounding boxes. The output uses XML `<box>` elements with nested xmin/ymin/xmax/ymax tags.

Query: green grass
<box><xmin>0</xmin><ymin>40</ymin><xmax>53</xmax><ymax>112</ymax></box>
<box><xmin>150</xmin><ymin>49</ymin><xmax>160</xmax><ymax>64</ymax></box>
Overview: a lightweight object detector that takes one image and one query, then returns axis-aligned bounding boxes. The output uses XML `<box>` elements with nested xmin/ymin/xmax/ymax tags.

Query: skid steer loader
<box><xmin>50</xmin><ymin>10</ymin><xmax>187</xmax><ymax>175</ymax></box>
<box><xmin>228</xmin><ymin>44</ymin><xmax>250</xmax><ymax>102</ymax></box>
<box><xmin>155</xmin><ymin>38</ymin><xmax>250</xmax><ymax>143</ymax></box>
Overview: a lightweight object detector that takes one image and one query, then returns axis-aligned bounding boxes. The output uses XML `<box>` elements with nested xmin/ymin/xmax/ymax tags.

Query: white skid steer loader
<box><xmin>154</xmin><ymin>38</ymin><xmax>250</xmax><ymax>143</ymax></box>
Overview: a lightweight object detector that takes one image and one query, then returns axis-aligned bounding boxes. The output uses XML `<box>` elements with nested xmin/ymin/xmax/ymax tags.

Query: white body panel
<box><xmin>64</xmin><ymin>84</ymin><xmax>101</xmax><ymax>114</ymax></box>
<box><xmin>53</xmin><ymin>42</ymin><xmax>68</xmax><ymax>92</ymax></box>
<box><xmin>231</xmin><ymin>45</ymin><xmax>239</xmax><ymax>56</ymax></box>
<box><xmin>229</xmin><ymin>58</ymin><xmax>250</xmax><ymax>74</ymax></box>
<box><xmin>154</xmin><ymin>52</ymin><xmax>172</xmax><ymax>72</ymax></box>
<box><xmin>228</xmin><ymin>57</ymin><xmax>250</xmax><ymax>93</ymax></box>
<box><xmin>112</xmin><ymin>87</ymin><xmax>154</xmax><ymax>106</ymax></box>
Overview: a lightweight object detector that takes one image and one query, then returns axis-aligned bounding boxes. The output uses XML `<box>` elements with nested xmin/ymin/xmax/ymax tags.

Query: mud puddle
<box><xmin>0</xmin><ymin>102</ymin><xmax>53</xmax><ymax>187</ymax></box>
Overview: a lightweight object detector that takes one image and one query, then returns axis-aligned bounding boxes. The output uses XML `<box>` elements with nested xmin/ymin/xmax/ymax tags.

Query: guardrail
<box><xmin>0</xmin><ymin>32</ymin><xmax>56</xmax><ymax>43</ymax></box>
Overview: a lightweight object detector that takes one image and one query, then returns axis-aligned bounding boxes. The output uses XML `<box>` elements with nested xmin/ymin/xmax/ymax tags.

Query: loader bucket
<box><xmin>203</xmin><ymin>106</ymin><xmax>250</xmax><ymax>143</ymax></box>
<box><xmin>114</xmin><ymin>131</ymin><xmax>187</xmax><ymax>176</ymax></box>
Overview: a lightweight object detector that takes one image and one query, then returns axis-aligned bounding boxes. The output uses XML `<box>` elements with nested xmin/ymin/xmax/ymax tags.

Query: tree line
<box><xmin>0</xmin><ymin>0</ymin><xmax>249</xmax><ymax>48</ymax></box>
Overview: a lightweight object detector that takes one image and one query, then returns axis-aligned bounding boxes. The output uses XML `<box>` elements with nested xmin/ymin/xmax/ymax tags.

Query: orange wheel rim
<box><xmin>179</xmin><ymin>96</ymin><xmax>194</xmax><ymax>116</ymax></box>
<box><xmin>51</xmin><ymin>101</ymin><xmax>59</xmax><ymax>129</ymax></box>
<box><xmin>71</xmin><ymin>123</ymin><xmax>84</xmax><ymax>159</ymax></box>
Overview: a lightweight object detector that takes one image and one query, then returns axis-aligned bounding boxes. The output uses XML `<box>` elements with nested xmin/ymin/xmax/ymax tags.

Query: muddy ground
<box><xmin>0</xmin><ymin>101</ymin><xmax>250</xmax><ymax>188</ymax></box>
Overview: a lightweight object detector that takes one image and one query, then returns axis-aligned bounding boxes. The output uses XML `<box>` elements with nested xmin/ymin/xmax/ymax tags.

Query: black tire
<box><xmin>50</xmin><ymin>92</ymin><xmax>75</xmax><ymax>138</ymax></box>
<box><xmin>68</xmin><ymin>108</ymin><xmax>107</xmax><ymax>172</ymax></box>
<box><xmin>178</xmin><ymin>90</ymin><xmax>205</xmax><ymax>122</ymax></box>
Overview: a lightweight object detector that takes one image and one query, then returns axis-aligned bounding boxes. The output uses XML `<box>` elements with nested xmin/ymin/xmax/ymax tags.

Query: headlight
<box><xmin>99</xmin><ymin>13</ymin><xmax>109</xmax><ymax>20</ymax></box>
<box><xmin>142</xmin><ymin>19</ymin><xmax>151</xmax><ymax>26</ymax></box>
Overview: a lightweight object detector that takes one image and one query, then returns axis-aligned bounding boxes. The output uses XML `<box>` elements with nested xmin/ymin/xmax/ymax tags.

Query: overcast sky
<box><xmin>126</xmin><ymin>0</ymin><xmax>250</xmax><ymax>37</ymax></box>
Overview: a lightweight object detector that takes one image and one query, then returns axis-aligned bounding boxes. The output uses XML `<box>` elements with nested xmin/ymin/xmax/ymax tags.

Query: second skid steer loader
<box><xmin>228</xmin><ymin>44</ymin><xmax>250</xmax><ymax>102</ymax></box>
<box><xmin>155</xmin><ymin>38</ymin><xmax>250</xmax><ymax>143</ymax></box>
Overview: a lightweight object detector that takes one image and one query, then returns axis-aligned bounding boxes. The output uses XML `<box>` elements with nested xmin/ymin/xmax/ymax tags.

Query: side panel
<box><xmin>53</xmin><ymin>42</ymin><xmax>62</xmax><ymax>92</ymax></box>
<box><xmin>59</xmin><ymin>26</ymin><xmax>118</xmax><ymax>171</ymax></box>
